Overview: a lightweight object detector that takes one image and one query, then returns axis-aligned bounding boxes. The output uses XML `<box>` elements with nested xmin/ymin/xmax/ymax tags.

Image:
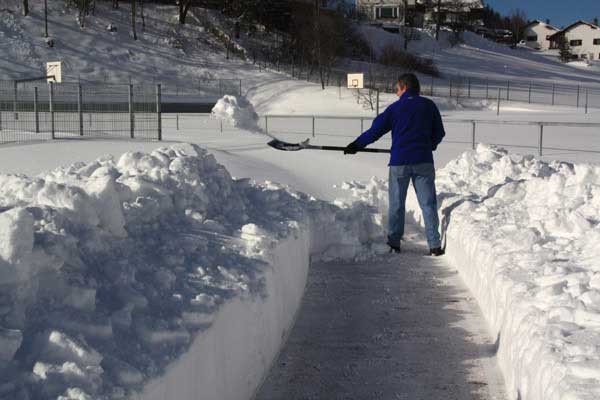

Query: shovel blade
<box><xmin>267</xmin><ymin>138</ymin><xmax>310</xmax><ymax>151</ymax></box>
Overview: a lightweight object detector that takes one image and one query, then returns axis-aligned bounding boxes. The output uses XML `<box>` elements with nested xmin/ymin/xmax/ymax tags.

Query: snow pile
<box><xmin>0</xmin><ymin>144</ymin><xmax>384</xmax><ymax>400</ymax></box>
<box><xmin>211</xmin><ymin>95</ymin><xmax>263</xmax><ymax>134</ymax></box>
<box><xmin>342</xmin><ymin>145</ymin><xmax>600</xmax><ymax>400</ymax></box>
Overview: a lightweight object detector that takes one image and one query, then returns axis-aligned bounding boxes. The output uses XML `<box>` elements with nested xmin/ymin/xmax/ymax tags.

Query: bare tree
<box><xmin>435</xmin><ymin>0</ymin><xmax>442</xmax><ymax>40</ymax></box>
<box><xmin>314</xmin><ymin>0</ymin><xmax>324</xmax><ymax>89</ymax></box>
<box><xmin>78</xmin><ymin>0</ymin><xmax>90</xmax><ymax>28</ymax></box>
<box><xmin>44</xmin><ymin>0</ymin><xmax>49</xmax><ymax>37</ymax></box>
<box><xmin>508</xmin><ymin>9</ymin><xmax>527</xmax><ymax>44</ymax></box>
<box><xmin>179</xmin><ymin>0</ymin><xmax>193</xmax><ymax>24</ymax></box>
<box><xmin>131</xmin><ymin>0</ymin><xmax>137</xmax><ymax>40</ymax></box>
<box><xmin>140</xmin><ymin>0</ymin><xmax>145</xmax><ymax>31</ymax></box>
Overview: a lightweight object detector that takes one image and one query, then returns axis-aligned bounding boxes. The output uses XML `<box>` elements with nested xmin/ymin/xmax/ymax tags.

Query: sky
<box><xmin>483</xmin><ymin>0</ymin><xmax>600</xmax><ymax>29</ymax></box>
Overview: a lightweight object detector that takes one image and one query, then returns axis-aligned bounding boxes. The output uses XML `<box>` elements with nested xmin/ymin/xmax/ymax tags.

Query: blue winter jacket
<box><xmin>353</xmin><ymin>91</ymin><xmax>445</xmax><ymax>165</ymax></box>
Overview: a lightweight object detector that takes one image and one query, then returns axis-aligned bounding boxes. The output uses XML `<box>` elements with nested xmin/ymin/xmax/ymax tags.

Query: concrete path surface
<box><xmin>255</xmin><ymin>228</ymin><xmax>506</xmax><ymax>400</ymax></box>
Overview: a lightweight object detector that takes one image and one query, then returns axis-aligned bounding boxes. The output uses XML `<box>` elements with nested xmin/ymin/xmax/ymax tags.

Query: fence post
<box><xmin>360</xmin><ymin>117</ymin><xmax>364</xmax><ymax>133</ymax></box>
<box><xmin>338</xmin><ymin>76</ymin><xmax>342</xmax><ymax>100</ymax></box>
<box><xmin>468</xmin><ymin>78</ymin><xmax>471</xmax><ymax>98</ymax></box>
<box><xmin>552</xmin><ymin>83</ymin><xmax>555</xmax><ymax>106</ymax></box>
<box><xmin>497</xmin><ymin>88</ymin><xmax>501</xmax><ymax>116</ymax></box>
<box><xmin>576</xmin><ymin>85</ymin><xmax>580</xmax><ymax>108</ymax></box>
<box><xmin>34</xmin><ymin>86</ymin><xmax>39</xmax><ymax>133</ymax></box>
<box><xmin>506</xmin><ymin>81</ymin><xmax>510</xmax><ymax>101</ymax></box>
<box><xmin>312</xmin><ymin>116</ymin><xmax>315</xmax><ymax>137</ymax></box>
<box><xmin>585</xmin><ymin>89</ymin><xmax>589</xmax><ymax>114</ymax></box>
<box><xmin>471</xmin><ymin>121</ymin><xmax>476</xmax><ymax>150</ymax></box>
<box><xmin>376</xmin><ymin>89</ymin><xmax>380</xmax><ymax>115</ymax></box>
<box><xmin>528</xmin><ymin>81</ymin><xmax>532</xmax><ymax>104</ymax></box>
<box><xmin>128</xmin><ymin>84</ymin><xmax>134</xmax><ymax>139</ymax></box>
<box><xmin>49</xmin><ymin>82</ymin><xmax>55</xmax><ymax>139</ymax></box>
<box><xmin>265</xmin><ymin>115</ymin><xmax>268</xmax><ymax>135</ymax></box>
<box><xmin>78</xmin><ymin>83</ymin><xmax>83</xmax><ymax>136</ymax></box>
<box><xmin>13</xmin><ymin>81</ymin><xmax>18</xmax><ymax>121</ymax></box>
<box><xmin>239</xmin><ymin>80</ymin><xmax>242</xmax><ymax>96</ymax></box>
<box><xmin>156</xmin><ymin>84</ymin><xmax>162</xmax><ymax>141</ymax></box>
<box><xmin>430</xmin><ymin>75</ymin><xmax>434</xmax><ymax>96</ymax></box>
<box><xmin>176</xmin><ymin>114</ymin><xmax>179</xmax><ymax>130</ymax></box>
<box><xmin>539</xmin><ymin>124</ymin><xmax>544</xmax><ymax>156</ymax></box>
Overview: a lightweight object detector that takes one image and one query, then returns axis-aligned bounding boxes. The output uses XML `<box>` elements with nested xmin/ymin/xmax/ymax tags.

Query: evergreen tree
<box><xmin>558</xmin><ymin>36</ymin><xmax>572</xmax><ymax>63</ymax></box>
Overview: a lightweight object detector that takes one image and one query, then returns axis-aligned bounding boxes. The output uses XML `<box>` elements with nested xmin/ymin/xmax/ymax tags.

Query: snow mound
<box><xmin>211</xmin><ymin>95</ymin><xmax>263</xmax><ymax>134</ymax></box>
<box><xmin>342</xmin><ymin>144</ymin><xmax>600</xmax><ymax>400</ymax></box>
<box><xmin>0</xmin><ymin>144</ymin><xmax>384</xmax><ymax>399</ymax></box>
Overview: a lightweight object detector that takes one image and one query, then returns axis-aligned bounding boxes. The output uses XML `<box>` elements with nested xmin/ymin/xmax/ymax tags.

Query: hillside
<box><xmin>0</xmin><ymin>0</ymin><xmax>278</xmax><ymax>89</ymax></box>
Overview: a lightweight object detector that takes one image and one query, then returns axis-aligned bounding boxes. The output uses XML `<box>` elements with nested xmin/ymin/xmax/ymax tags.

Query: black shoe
<box><xmin>387</xmin><ymin>239</ymin><xmax>401</xmax><ymax>253</ymax></box>
<box><xmin>429</xmin><ymin>247</ymin><xmax>445</xmax><ymax>256</ymax></box>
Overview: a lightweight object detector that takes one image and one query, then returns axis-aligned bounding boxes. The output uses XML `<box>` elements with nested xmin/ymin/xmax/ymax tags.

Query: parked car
<box><xmin>494</xmin><ymin>29</ymin><xmax>514</xmax><ymax>43</ymax></box>
<box><xmin>474</xmin><ymin>26</ymin><xmax>490</xmax><ymax>36</ymax></box>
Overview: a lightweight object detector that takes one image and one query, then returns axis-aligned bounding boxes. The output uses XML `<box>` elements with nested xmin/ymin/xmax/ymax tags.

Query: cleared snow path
<box><xmin>255</xmin><ymin>228</ymin><xmax>507</xmax><ymax>400</ymax></box>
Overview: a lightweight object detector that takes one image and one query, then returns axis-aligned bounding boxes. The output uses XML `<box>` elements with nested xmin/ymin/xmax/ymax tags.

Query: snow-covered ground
<box><xmin>0</xmin><ymin>139</ymin><xmax>391</xmax><ymax>399</ymax></box>
<box><xmin>0</xmin><ymin>92</ymin><xmax>599</xmax><ymax>399</ymax></box>
<box><xmin>3</xmin><ymin>2</ymin><xmax>600</xmax><ymax>399</ymax></box>
<box><xmin>358</xmin><ymin>25</ymin><xmax>600</xmax><ymax>88</ymax></box>
<box><xmin>343</xmin><ymin>144</ymin><xmax>600</xmax><ymax>400</ymax></box>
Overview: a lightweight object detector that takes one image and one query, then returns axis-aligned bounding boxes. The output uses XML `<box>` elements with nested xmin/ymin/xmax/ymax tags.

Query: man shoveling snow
<box><xmin>344</xmin><ymin>73</ymin><xmax>445</xmax><ymax>256</ymax></box>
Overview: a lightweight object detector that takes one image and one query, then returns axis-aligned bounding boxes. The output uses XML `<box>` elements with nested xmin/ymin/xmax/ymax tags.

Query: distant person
<box><xmin>344</xmin><ymin>73</ymin><xmax>445</xmax><ymax>256</ymax></box>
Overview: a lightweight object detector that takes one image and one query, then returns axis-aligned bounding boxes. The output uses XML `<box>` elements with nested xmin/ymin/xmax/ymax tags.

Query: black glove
<box><xmin>344</xmin><ymin>142</ymin><xmax>359</xmax><ymax>155</ymax></box>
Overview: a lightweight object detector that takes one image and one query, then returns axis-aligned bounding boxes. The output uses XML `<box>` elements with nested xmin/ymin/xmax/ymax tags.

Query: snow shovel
<box><xmin>267</xmin><ymin>138</ymin><xmax>390</xmax><ymax>154</ymax></box>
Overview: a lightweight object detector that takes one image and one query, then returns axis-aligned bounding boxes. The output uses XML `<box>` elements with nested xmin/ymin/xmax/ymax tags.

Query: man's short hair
<box><xmin>398</xmin><ymin>73</ymin><xmax>420</xmax><ymax>94</ymax></box>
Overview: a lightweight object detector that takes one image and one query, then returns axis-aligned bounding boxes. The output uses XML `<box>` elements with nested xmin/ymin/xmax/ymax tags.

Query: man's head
<box><xmin>396</xmin><ymin>73</ymin><xmax>420</xmax><ymax>97</ymax></box>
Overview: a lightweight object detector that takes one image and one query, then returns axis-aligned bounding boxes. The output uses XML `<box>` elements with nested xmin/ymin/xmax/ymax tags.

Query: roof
<box><xmin>524</xmin><ymin>20</ymin><xmax>558</xmax><ymax>31</ymax></box>
<box><xmin>549</xmin><ymin>20</ymin><xmax>600</xmax><ymax>39</ymax></box>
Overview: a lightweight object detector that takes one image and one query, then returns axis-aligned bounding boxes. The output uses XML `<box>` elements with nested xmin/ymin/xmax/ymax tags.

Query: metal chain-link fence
<box><xmin>0</xmin><ymin>81</ymin><xmax>162</xmax><ymax>144</ymax></box>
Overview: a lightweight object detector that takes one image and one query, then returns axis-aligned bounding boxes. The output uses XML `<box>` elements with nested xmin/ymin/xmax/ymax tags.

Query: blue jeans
<box><xmin>388</xmin><ymin>163</ymin><xmax>441</xmax><ymax>249</ymax></box>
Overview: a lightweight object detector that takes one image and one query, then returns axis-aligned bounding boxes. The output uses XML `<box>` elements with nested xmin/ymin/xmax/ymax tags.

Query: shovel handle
<box><xmin>316</xmin><ymin>145</ymin><xmax>391</xmax><ymax>154</ymax></box>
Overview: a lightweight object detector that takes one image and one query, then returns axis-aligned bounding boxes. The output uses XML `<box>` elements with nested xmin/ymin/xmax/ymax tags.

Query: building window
<box><xmin>594</xmin><ymin>38</ymin><xmax>600</xmax><ymax>45</ymax></box>
<box><xmin>527</xmin><ymin>35</ymin><xmax>538</xmax><ymax>41</ymax></box>
<box><xmin>570</xmin><ymin>39</ymin><xmax>583</xmax><ymax>47</ymax></box>
<box><xmin>379</xmin><ymin>7</ymin><xmax>395</xmax><ymax>19</ymax></box>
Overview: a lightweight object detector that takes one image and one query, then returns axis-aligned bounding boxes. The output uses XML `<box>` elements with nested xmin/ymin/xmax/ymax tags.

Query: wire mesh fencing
<box><xmin>0</xmin><ymin>81</ymin><xmax>162</xmax><ymax>144</ymax></box>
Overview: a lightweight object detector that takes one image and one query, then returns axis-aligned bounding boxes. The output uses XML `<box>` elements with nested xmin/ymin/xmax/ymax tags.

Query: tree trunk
<box><xmin>435</xmin><ymin>0</ymin><xmax>442</xmax><ymax>41</ymax></box>
<box><xmin>179</xmin><ymin>0</ymin><xmax>192</xmax><ymax>25</ymax></box>
<box><xmin>44</xmin><ymin>0</ymin><xmax>48</xmax><ymax>37</ymax></box>
<box><xmin>131</xmin><ymin>0</ymin><xmax>137</xmax><ymax>40</ymax></box>
<box><xmin>22</xmin><ymin>0</ymin><xmax>28</xmax><ymax>16</ymax></box>
<box><xmin>113</xmin><ymin>0</ymin><xmax>119</xmax><ymax>9</ymax></box>
<box><xmin>140</xmin><ymin>0</ymin><xmax>145</xmax><ymax>30</ymax></box>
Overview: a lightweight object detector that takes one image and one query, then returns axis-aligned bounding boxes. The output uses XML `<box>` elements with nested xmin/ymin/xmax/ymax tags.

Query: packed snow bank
<box><xmin>0</xmin><ymin>144</ymin><xmax>385</xmax><ymax>400</ymax></box>
<box><xmin>342</xmin><ymin>145</ymin><xmax>600</xmax><ymax>400</ymax></box>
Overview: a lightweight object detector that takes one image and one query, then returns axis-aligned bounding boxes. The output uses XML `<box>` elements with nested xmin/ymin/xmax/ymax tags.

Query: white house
<box><xmin>356</xmin><ymin>0</ymin><xmax>483</xmax><ymax>27</ymax></box>
<box><xmin>523</xmin><ymin>20</ymin><xmax>559</xmax><ymax>50</ymax></box>
<box><xmin>549</xmin><ymin>20</ymin><xmax>600</xmax><ymax>60</ymax></box>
